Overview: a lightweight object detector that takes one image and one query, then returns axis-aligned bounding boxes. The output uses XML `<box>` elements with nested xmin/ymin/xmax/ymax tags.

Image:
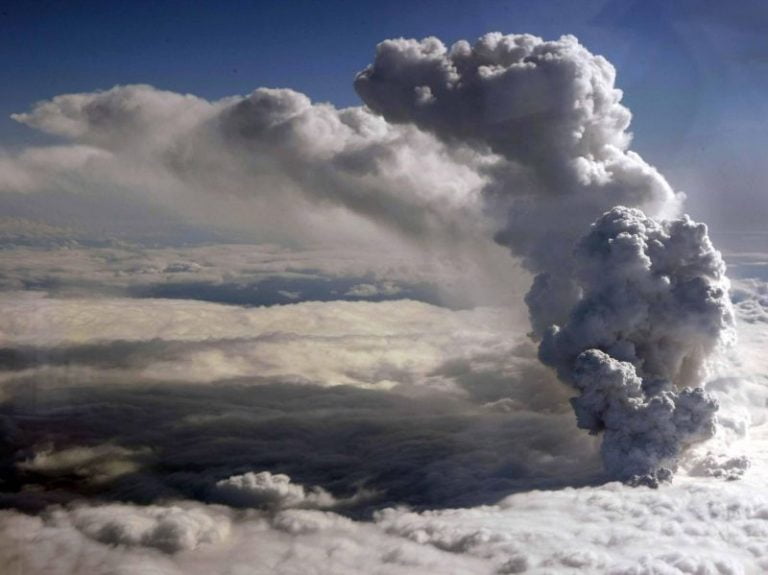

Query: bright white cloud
<box><xmin>4</xmin><ymin>463</ymin><xmax>768</xmax><ymax>574</ymax></box>
<box><xmin>211</xmin><ymin>471</ymin><xmax>337</xmax><ymax>509</ymax></box>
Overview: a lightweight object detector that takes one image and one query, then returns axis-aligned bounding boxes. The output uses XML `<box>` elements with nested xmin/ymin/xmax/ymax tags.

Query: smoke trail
<box><xmin>356</xmin><ymin>33</ymin><xmax>735</xmax><ymax>483</ymax></box>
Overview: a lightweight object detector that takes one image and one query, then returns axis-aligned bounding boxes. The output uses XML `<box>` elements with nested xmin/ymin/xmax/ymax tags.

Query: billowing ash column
<box><xmin>539</xmin><ymin>207</ymin><xmax>732</xmax><ymax>484</ymax></box>
<box><xmin>356</xmin><ymin>32</ymin><xmax>734</xmax><ymax>483</ymax></box>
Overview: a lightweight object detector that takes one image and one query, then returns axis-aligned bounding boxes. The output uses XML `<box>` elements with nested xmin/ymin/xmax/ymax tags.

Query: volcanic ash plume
<box><xmin>540</xmin><ymin>207</ymin><xmax>733</xmax><ymax>483</ymax></box>
<box><xmin>356</xmin><ymin>33</ymin><xmax>735</xmax><ymax>482</ymax></box>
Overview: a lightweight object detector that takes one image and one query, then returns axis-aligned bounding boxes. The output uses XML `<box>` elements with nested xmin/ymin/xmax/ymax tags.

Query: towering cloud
<box><xmin>355</xmin><ymin>33</ymin><xmax>734</xmax><ymax>482</ymax></box>
<box><xmin>540</xmin><ymin>207</ymin><xmax>733</xmax><ymax>483</ymax></box>
<box><xmin>355</xmin><ymin>33</ymin><xmax>680</xmax><ymax>329</ymax></box>
<box><xmin>0</xmin><ymin>23</ymin><xmax>764</xmax><ymax>575</ymax></box>
<box><xmin>6</xmin><ymin>31</ymin><xmax>738</xmax><ymax>483</ymax></box>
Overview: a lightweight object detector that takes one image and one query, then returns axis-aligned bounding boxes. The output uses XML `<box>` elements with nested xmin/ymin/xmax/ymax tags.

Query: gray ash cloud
<box><xmin>355</xmin><ymin>33</ymin><xmax>735</xmax><ymax>481</ymax></box>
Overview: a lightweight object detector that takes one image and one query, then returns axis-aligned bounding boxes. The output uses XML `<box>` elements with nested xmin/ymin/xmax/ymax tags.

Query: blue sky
<box><xmin>2</xmin><ymin>0</ymin><xmax>768</xmax><ymax>230</ymax></box>
<box><xmin>1</xmin><ymin>1</ymin><xmax>764</xmax><ymax>139</ymax></box>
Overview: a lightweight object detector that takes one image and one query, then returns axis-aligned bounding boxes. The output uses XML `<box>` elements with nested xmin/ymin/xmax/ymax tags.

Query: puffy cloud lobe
<box><xmin>689</xmin><ymin>451</ymin><xmax>751</xmax><ymax>481</ymax></box>
<box><xmin>570</xmin><ymin>350</ymin><xmax>718</xmax><ymax>484</ymax></box>
<box><xmin>355</xmin><ymin>32</ymin><xmax>682</xmax><ymax>332</ymax></box>
<box><xmin>539</xmin><ymin>207</ymin><xmax>734</xmax><ymax>482</ymax></box>
<box><xmin>64</xmin><ymin>503</ymin><xmax>231</xmax><ymax>554</ymax></box>
<box><xmin>355</xmin><ymin>34</ymin><xmax>631</xmax><ymax>170</ymax></box>
<box><xmin>541</xmin><ymin>207</ymin><xmax>733</xmax><ymax>386</ymax></box>
<box><xmin>211</xmin><ymin>471</ymin><xmax>337</xmax><ymax>509</ymax></box>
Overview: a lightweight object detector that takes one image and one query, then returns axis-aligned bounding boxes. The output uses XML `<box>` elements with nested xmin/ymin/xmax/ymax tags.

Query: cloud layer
<box><xmin>4</xmin><ymin>469</ymin><xmax>768</xmax><ymax>574</ymax></box>
<box><xmin>0</xmin><ymin>28</ymin><xmax>765</xmax><ymax>575</ymax></box>
<box><xmin>0</xmin><ymin>294</ymin><xmax>600</xmax><ymax>514</ymax></box>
